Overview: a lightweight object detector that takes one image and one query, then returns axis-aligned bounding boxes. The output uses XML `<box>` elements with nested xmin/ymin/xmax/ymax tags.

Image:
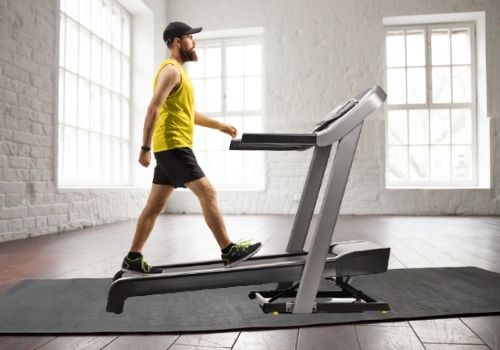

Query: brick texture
<box><xmin>0</xmin><ymin>0</ymin><xmax>148</xmax><ymax>242</ymax></box>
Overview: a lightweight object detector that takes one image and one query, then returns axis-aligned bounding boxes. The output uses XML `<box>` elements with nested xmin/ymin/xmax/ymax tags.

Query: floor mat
<box><xmin>1</xmin><ymin>267</ymin><xmax>499</xmax><ymax>334</ymax></box>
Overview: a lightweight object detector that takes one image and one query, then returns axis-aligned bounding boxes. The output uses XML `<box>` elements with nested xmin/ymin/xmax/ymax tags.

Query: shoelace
<box><xmin>233</xmin><ymin>239</ymin><xmax>252</xmax><ymax>250</ymax></box>
<box><xmin>140</xmin><ymin>258</ymin><xmax>152</xmax><ymax>273</ymax></box>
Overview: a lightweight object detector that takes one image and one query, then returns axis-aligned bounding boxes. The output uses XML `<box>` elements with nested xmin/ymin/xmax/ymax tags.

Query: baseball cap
<box><xmin>163</xmin><ymin>21</ymin><xmax>202</xmax><ymax>43</ymax></box>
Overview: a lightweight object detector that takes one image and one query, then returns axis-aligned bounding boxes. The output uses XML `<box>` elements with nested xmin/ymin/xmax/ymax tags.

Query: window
<box><xmin>385</xmin><ymin>23</ymin><xmax>477</xmax><ymax>187</ymax></box>
<box><xmin>58</xmin><ymin>0</ymin><xmax>131</xmax><ymax>187</ymax></box>
<box><xmin>187</xmin><ymin>35</ymin><xmax>265</xmax><ymax>190</ymax></box>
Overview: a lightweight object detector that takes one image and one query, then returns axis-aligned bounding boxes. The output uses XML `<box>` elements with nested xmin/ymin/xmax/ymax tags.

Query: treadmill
<box><xmin>106</xmin><ymin>85</ymin><xmax>390</xmax><ymax>315</ymax></box>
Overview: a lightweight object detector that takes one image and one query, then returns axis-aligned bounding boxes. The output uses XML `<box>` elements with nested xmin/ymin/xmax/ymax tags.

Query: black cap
<box><xmin>163</xmin><ymin>21</ymin><xmax>202</xmax><ymax>43</ymax></box>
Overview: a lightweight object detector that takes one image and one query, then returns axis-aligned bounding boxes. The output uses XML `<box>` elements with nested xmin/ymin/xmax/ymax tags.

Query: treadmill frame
<box><xmin>106</xmin><ymin>85</ymin><xmax>389</xmax><ymax>315</ymax></box>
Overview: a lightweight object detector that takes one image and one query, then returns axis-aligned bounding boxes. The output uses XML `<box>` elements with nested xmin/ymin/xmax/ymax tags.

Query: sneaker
<box><xmin>121</xmin><ymin>256</ymin><xmax>163</xmax><ymax>275</ymax></box>
<box><xmin>222</xmin><ymin>240</ymin><xmax>262</xmax><ymax>267</ymax></box>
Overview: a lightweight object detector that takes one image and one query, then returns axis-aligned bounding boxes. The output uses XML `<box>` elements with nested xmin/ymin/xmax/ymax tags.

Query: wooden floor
<box><xmin>0</xmin><ymin>215</ymin><xmax>500</xmax><ymax>350</ymax></box>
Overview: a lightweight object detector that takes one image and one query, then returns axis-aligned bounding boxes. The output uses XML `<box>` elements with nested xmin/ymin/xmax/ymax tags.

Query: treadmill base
<box><xmin>249</xmin><ymin>277</ymin><xmax>390</xmax><ymax>314</ymax></box>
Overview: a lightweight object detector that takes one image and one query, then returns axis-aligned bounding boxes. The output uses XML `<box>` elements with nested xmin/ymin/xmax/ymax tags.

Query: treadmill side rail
<box><xmin>107</xmin><ymin>258</ymin><xmax>306</xmax><ymax>314</ymax></box>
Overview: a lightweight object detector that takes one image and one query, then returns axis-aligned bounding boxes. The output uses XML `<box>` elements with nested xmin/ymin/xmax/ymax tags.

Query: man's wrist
<box><xmin>141</xmin><ymin>145</ymin><xmax>151</xmax><ymax>152</ymax></box>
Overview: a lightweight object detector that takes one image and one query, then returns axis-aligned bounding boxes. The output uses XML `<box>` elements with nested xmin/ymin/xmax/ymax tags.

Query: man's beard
<box><xmin>180</xmin><ymin>44</ymin><xmax>198</xmax><ymax>63</ymax></box>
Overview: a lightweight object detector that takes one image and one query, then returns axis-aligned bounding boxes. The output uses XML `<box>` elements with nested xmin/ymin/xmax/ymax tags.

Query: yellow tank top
<box><xmin>152</xmin><ymin>59</ymin><xmax>195</xmax><ymax>152</ymax></box>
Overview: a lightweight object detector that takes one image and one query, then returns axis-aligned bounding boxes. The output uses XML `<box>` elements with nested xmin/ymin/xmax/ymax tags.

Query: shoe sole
<box><xmin>121</xmin><ymin>268</ymin><xmax>163</xmax><ymax>276</ymax></box>
<box><xmin>224</xmin><ymin>244</ymin><xmax>263</xmax><ymax>268</ymax></box>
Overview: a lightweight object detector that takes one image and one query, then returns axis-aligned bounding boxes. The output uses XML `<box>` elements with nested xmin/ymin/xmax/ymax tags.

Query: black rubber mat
<box><xmin>1</xmin><ymin>267</ymin><xmax>499</xmax><ymax>334</ymax></box>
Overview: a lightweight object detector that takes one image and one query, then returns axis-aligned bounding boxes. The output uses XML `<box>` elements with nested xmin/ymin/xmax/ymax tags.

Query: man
<box><xmin>121</xmin><ymin>22</ymin><xmax>262</xmax><ymax>275</ymax></box>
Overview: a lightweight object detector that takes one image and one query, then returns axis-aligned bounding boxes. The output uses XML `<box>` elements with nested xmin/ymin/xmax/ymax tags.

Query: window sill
<box><xmin>175</xmin><ymin>187</ymin><xmax>266</xmax><ymax>192</ymax></box>
<box><xmin>57</xmin><ymin>186</ymin><xmax>266</xmax><ymax>192</ymax></box>
<box><xmin>386</xmin><ymin>186</ymin><xmax>491</xmax><ymax>190</ymax></box>
<box><xmin>57</xmin><ymin>186</ymin><xmax>148</xmax><ymax>192</ymax></box>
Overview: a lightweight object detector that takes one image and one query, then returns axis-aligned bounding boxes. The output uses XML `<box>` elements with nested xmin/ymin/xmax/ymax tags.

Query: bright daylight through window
<box><xmin>58</xmin><ymin>0</ymin><xmax>131</xmax><ymax>187</ymax></box>
<box><xmin>385</xmin><ymin>24</ymin><xmax>476</xmax><ymax>187</ymax></box>
<box><xmin>187</xmin><ymin>37</ymin><xmax>265</xmax><ymax>190</ymax></box>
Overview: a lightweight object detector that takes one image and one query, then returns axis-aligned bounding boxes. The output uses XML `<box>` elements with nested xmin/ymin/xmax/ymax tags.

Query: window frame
<box><xmin>385</xmin><ymin>22</ymin><xmax>478</xmax><ymax>188</ymax></box>
<box><xmin>58</xmin><ymin>0</ymin><xmax>132</xmax><ymax>188</ymax></box>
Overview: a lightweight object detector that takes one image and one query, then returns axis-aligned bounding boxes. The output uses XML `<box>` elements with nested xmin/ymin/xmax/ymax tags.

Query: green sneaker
<box><xmin>121</xmin><ymin>255</ymin><xmax>162</xmax><ymax>275</ymax></box>
<box><xmin>222</xmin><ymin>240</ymin><xmax>262</xmax><ymax>267</ymax></box>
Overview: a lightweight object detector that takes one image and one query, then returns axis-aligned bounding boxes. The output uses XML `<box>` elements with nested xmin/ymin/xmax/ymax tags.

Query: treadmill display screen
<box><xmin>311</xmin><ymin>87</ymin><xmax>373</xmax><ymax>133</ymax></box>
<box><xmin>311</xmin><ymin>99</ymin><xmax>357</xmax><ymax>132</ymax></box>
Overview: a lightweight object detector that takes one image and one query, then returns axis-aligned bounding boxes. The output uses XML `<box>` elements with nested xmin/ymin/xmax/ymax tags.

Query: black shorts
<box><xmin>153</xmin><ymin>147</ymin><xmax>205</xmax><ymax>188</ymax></box>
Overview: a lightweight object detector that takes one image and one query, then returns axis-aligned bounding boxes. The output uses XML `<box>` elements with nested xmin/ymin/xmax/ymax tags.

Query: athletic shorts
<box><xmin>153</xmin><ymin>147</ymin><xmax>205</xmax><ymax>188</ymax></box>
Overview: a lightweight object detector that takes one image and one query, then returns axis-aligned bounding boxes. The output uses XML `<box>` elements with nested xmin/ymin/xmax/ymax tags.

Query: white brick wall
<box><xmin>0</xmin><ymin>0</ymin><xmax>150</xmax><ymax>243</ymax></box>
<box><xmin>166</xmin><ymin>0</ymin><xmax>500</xmax><ymax>215</ymax></box>
<box><xmin>0</xmin><ymin>0</ymin><xmax>499</xmax><ymax>244</ymax></box>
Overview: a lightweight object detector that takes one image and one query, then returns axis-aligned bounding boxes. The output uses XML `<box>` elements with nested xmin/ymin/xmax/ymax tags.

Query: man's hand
<box><xmin>138</xmin><ymin>150</ymin><xmax>151</xmax><ymax>167</ymax></box>
<box><xmin>218</xmin><ymin>122</ymin><xmax>238</xmax><ymax>138</ymax></box>
<box><xmin>194</xmin><ymin>111</ymin><xmax>238</xmax><ymax>138</ymax></box>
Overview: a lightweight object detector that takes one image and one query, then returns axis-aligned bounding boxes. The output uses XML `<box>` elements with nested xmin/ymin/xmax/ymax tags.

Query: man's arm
<box><xmin>138</xmin><ymin>65</ymin><xmax>180</xmax><ymax>167</ymax></box>
<box><xmin>195</xmin><ymin>111</ymin><xmax>237</xmax><ymax>138</ymax></box>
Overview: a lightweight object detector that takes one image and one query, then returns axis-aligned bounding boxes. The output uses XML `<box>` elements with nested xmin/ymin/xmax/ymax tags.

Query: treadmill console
<box><xmin>311</xmin><ymin>87</ymin><xmax>373</xmax><ymax>133</ymax></box>
<box><xmin>311</xmin><ymin>99</ymin><xmax>357</xmax><ymax>132</ymax></box>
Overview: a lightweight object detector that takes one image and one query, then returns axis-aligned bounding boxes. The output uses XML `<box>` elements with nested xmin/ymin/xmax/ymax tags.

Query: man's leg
<box><xmin>130</xmin><ymin>183</ymin><xmax>174</xmax><ymax>253</ymax></box>
<box><xmin>185</xmin><ymin>176</ymin><xmax>262</xmax><ymax>267</ymax></box>
<box><xmin>185</xmin><ymin>177</ymin><xmax>231</xmax><ymax>249</ymax></box>
<box><xmin>122</xmin><ymin>184</ymin><xmax>174</xmax><ymax>274</ymax></box>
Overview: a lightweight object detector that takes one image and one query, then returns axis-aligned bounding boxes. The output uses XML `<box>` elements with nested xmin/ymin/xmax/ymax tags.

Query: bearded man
<box><xmin>121</xmin><ymin>22</ymin><xmax>262</xmax><ymax>274</ymax></box>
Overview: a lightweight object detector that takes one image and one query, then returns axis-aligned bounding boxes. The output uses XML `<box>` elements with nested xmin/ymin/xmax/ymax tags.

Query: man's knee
<box><xmin>190</xmin><ymin>179</ymin><xmax>217</xmax><ymax>205</ymax></box>
<box><xmin>200</xmin><ymin>184</ymin><xmax>217</xmax><ymax>204</ymax></box>
<box><xmin>206</xmin><ymin>187</ymin><xmax>218</xmax><ymax>205</ymax></box>
<box><xmin>143</xmin><ymin>184</ymin><xmax>172</xmax><ymax>216</ymax></box>
<box><xmin>145</xmin><ymin>198</ymin><xmax>167</xmax><ymax>215</ymax></box>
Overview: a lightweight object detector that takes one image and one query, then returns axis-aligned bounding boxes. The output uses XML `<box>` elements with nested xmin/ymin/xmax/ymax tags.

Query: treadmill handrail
<box><xmin>230</xmin><ymin>86</ymin><xmax>387</xmax><ymax>149</ymax></box>
<box><xmin>230</xmin><ymin>139</ymin><xmax>313</xmax><ymax>151</ymax></box>
<box><xmin>240</xmin><ymin>133</ymin><xmax>317</xmax><ymax>146</ymax></box>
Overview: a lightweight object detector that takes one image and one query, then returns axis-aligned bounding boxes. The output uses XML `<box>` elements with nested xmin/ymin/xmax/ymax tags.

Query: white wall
<box><xmin>164</xmin><ymin>0</ymin><xmax>500</xmax><ymax>215</ymax></box>
<box><xmin>0</xmin><ymin>0</ymin><xmax>499</xmax><ymax>243</ymax></box>
<box><xmin>0</xmin><ymin>0</ymin><xmax>168</xmax><ymax>242</ymax></box>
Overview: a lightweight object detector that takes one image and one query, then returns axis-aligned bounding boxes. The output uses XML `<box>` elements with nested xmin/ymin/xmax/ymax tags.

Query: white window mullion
<box><xmin>406</xmin><ymin>109</ymin><xmax>410</xmax><ymax>182</ymax></box>
<box><xmin>221</xmin><ymin>41</ymin><xmax>227</xmax><ymax>185</ymax></box>
<box><xmin>87</xmin><ymin>6</ymin><xmax>94</xmax><ymax>185</ymax></box>
<box><xmin>74</xmin><ymin>18</ymin><xmax>81</xmax><ymax>182</ymax></box>
<box><xmin>404</xmin><ymin>30</ymin><xmax>410</xmax><ymax>182</ymax></box>
<box><xmin>425</xmin><ymin>25</ymin><xmax>432</xmax><ymax>111</ymax></box>
<box><xmin>472</xmin><ymin>107</ymin><xmax>478</xmax><ymax>184</ymax></box>
<box><xmin>470</xmin><ymin>24</ymin><xmax>478</xmax><ymax>186</ymax></box>
<box><xmin>424</xmin><ymin>25</ymin><xmax>432</xmax><ymax>182</ymax></box>
<box><xmin>449</xmin><ymin>28</ymin><xmax>454</xmax><ymax>104</ymax></box>
<box><xmin>221</xmin><ymin>40</ymin><xmax>227</xmax><ymax>117</ymax></box>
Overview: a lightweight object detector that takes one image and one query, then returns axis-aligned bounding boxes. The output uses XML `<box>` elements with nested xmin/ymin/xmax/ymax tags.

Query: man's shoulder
<box><xmin>158</xmin><ymin>62</ymin><xmax>181</xmax><ymax>79</ymax></box>
<box><xmin>159</xmin><ymin>58</ymin><xmax>181</xmax><ymax>69</ymax></box>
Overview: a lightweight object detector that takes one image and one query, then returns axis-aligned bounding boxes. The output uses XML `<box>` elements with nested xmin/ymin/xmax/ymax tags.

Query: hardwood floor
<box><xmin>0</xmin><ymin>215</ymin><xmax>499</xmax><ymax>350</ymax></box>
